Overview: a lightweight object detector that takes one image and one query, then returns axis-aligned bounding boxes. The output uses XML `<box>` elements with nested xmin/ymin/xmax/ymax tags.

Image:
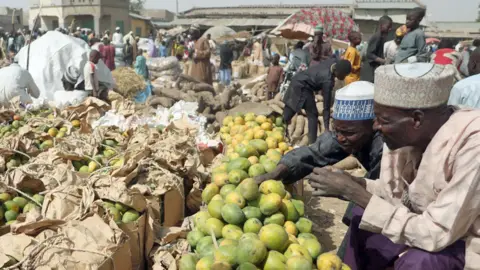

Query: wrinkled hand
<box><xmin>307</xmin><ymin>166</ymin><xmax>358</xmax><ymax>198</ymax></box>
<box><xmin>254</xmin><ymin>173</ymin><xmax>272</xmax><ymax>185</ymax></box>
<box><xmin>254</xmin><ymin>164</ymin><xmax>288</xmax><ymax>185</ymax></box>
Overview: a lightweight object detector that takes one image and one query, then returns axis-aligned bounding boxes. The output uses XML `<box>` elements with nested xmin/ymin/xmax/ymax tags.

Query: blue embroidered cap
<box><xmin>333</xmin><ymin>81</ymin><xmax>375</xmax><ymax>121</ymax></box>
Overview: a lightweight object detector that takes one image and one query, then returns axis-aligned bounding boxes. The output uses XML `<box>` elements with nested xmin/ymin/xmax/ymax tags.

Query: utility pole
<box><xmin>176</xmin><ymin>0</ymin><xmax>179</xmax><ymax>15</ymax></box>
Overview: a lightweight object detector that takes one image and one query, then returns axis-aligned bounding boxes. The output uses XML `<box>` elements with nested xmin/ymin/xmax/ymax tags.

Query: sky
<box><xmin>2</xmin><ymin>0</ymin><xmax>479</xmax><ymax>22</ymax></box>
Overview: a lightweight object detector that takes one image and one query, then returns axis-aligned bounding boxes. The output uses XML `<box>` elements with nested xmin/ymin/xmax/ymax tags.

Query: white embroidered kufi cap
<box><xmin>374</xmin><ymin>63</ymin><xmax>455</xmax><ymax>109</ymax></box>
<box><xmin>333</xmin><ymin>81</ymin><xmax>375</xmax><ymax>121</ymax></box>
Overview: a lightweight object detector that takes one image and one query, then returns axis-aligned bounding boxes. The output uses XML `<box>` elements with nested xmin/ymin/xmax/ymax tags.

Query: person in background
<box><xmin>309</xmin><ymin>25</ymin><xmax>333</xmax><ymax>67</ymax></box>
<box><xmin>80</xmin><ymin>30</ymin><xmax>88</xmax><ymax>43</ymax></box>
<box><xmin>219</xmin><ymin>40</ymin><xmax>233</xmax><ymax>86</ymax></box>
<box><xmin>360</xmin><ymin>16</ymin><xmax>392</xmax><ymax>83</ymax></box>
<box><xmin>207</xmin><ymin>33</ymin><xmax>216</xmax><ymax>54</ymax></box>
<box><xmin>265</xmin><ymin>54</ymin><xmax>284</xmax><ymax>100</ymax></box>
<box><xmin>132</xmin><ymin>36</ymin><xmax>139</xmax><ymax>60</ymax></box>
<box><xmin>88</xmin><ymin>30</ymin><xmax>95</xmax><ymax>41</ymax></box>
<box><xmin>459</xmin><ymin>39</ymin><xmax>479</xmax><ymax>77</ymax></box>
<box><xmin>344</xmin><ymin>31</ymin><xmax>362</xmax><ymax>85</ymax></box>
<box><xmin>154</xmin><ymin>32</ymin><xmax>162</xmax><ymax>57</ymax></box>
<box><xmin>15</xmin><ymin>30</ymin><xmax>24</xmax><ymax>52</ymax></box>
<box><xmin>309</xmin><ymin>63</ymin><xmax>478</xmax><ymax>270</ymax></box>
<box><xmin>395</xmin><ymin>8</ymin><xmax>427</xmax><ymax>63</ymax></box>
<box><xmin>190</xmin><ymin>25</ymin><xmax>213</xmax><ymax>84</ymax></box>
<box><xmin>61</xmin><ymin>66</ymin><xmax>84</xmax><ymax>91</ymax></box>
<box><xmin>159</xmin><ymin>41</ymin><xmax>167</xmax><ymax>58</ymax></box>
<box><xmin>468</xmin><ymin>41</ymin><xmax>480</xmax><ymax>76</ymax></box>
<box><xmin>7</xmin><ymin>32</ymin><xmax>14</xmax><ymax>53</ymax></box>
<box><xmin>24</xmin><ymin>30</ymin><xmax>31</xmax><ymax>46</ymax></box>
<box><xmin>431</xmin><ymin>40</ymin><xmax>462</xmax><ymax>80</ymax></box>
<box><xmin>252</xmin><ymin>37</ymin><xmax>264</xmax><ymax>65</ymax></box>
<box><xmin>0</xmin><ymin>59</ymin><xmax>40</xmax><ymax>105</ymax></box>
<box><xmin>135</xmin><ymin>49</ymin><xmax>148</xmax><ymax>80</ymax></box>
<box><xmin>175</xmin><ymin>40</ymin><xmax>185</xmax><ymax>61</ymax></box>
<box><xmin>101</xmin><ymin>38</ymin><xmax>115</xmax><ymax>71</ymax></box>
<box><xmin>7</xmin><ymin>45</ymin><xmax>16</xmax><ymax>63</ymax></box>
<box><xmin>103</xmin><ymin>30</ymin><xmax>110</xmax><ymax>41</ymax></box>
<box><xmin>123</xmin><ymin>39</ymin><xmax>133</xmax><ymax>66</ymax></box>
<box><xmin>283</xmin><ymin>59</ymin><xmax>352</xmax><ymax>142</ymax></box>
<box><xmin>448</xmin><ymin>72</ymin><xmax>480</xmax><ymax>108</ymax></box>
<box><xmin>384</xmin><ymin>25</ymin><xmax>407</xmax><ymax>64</ymax></box>
<box><xmin>112</xmin><ymin>27</ymin><xmax>123</xmax><ymax>46</ymax></box>
<box><xmin>84</xmin><ymin>50</ymin><xmax>107</xmax><ymax>101</ymax></box>
<box><xmin>287</xmin><ymin>41</ymin><xmax>309</xmax><ymax>72</ymax></box>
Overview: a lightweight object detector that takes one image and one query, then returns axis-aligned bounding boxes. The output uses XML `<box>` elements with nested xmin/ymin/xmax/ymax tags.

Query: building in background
<box><xmin>130</xmin><ymin>13</ymin><xmax>154</xmax><ymax>37</ymax></box>
<box><xmin>165</xmin><ymin>0</ymin><xmax>425</xmax><ymax>38</ymax></box>
<box><xmin>29</xmin><ymin>0</ymin><xmax>130</xmax><ymax>34</ymax></box>
<box><xmin>0</xmin><ymin>7</ymin><xmax>23</xmax><ymax>32</ymax></box>
<box><xmin>425</xmin><ymin>21</ymin><xmax>480</xmax><ymax>39</ymax></box>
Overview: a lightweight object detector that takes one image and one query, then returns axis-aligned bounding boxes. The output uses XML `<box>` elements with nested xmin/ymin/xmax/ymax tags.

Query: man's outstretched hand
<box><xmin>254</xmin><ymin>164</ymin><xmax>289</xmax><ymax>185</ymax></box>
<box><xmin>306</xmin><ymin>166</ymin><xmax>372</xmax><ymax>208</ymax></box>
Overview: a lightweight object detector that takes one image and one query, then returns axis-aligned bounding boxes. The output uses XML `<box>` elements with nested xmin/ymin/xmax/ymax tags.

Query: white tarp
<box><xmin>202</xmin><ymin>26</ymin><xmax>236</xmax><ymax>40</ymax></box>
<box><xmin>15</xmin><ymin>31</ymin><xmax>115</xmax><ymax>101</ymax></box>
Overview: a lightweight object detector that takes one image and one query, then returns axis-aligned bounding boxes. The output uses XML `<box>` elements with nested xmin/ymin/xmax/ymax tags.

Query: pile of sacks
<box><xmin>146</xmin><ymin>57</ymin><xmax>248</xmax><ymax>127</ymax></box>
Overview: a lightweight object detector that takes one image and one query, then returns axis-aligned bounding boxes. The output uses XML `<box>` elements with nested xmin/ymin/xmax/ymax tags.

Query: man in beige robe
<box><xmin>307</xmin><ymin>63</ymin><xmax>480</xmax><ymax>270</ymax></box>
<box><xmin>189</xmin><ymin>26</ymin><xmax>212</xmax><ymax>85</ymax></box>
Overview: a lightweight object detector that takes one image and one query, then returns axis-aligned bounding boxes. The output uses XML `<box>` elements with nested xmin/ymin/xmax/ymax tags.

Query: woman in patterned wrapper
<box><xmin>308</xmin><ymin>63</ymin><xmax>479</xmax><ymax>270</ymax></box>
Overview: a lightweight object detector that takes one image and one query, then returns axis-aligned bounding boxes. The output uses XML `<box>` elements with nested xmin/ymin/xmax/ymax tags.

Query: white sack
<box><xmin>16</xmin><ymin>32</ymin><xmax>114</xmax><ymax>101</ymax></box>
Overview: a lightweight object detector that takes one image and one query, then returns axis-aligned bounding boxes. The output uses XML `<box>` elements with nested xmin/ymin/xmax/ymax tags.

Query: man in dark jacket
<box><xmin>219</xmin><ymin>41</ymin><xmax>234</xmax><ymax>85</ymax></box>
<box><xmin>282</xmin><ymin>58</ymin><xmax>351</xmax><ymax>143</ymax></box>
<box><xmin>257</xmin><ymin>81</ymin><xmax>383</xmax><ymax>259</ymax></box>
<box><xmin>360</xmin><ymin>16</ymin><xmax>392</xmax><ymax>82</ymax></box>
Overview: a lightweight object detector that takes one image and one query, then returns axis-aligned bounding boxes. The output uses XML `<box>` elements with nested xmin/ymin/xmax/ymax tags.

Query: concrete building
<box><xmin>425</xmin><ymin>21</ymin><xmax>480</xmax><ymax>39</ymax></box>
<box><xmin>29</xmin><ymin>0</ymin><xmax>130</xmax><ymax>34</ymax></box>
<box><xmin>165</xmin><ymin>0</ymin><xmax>424</xmax><ymax>38</ymax></box>
<box><xmin>130</xmin><ymin>13</ymin><xmax>154</xmax><ymax>37</ymax></box>
<box><xmin>142</xmin><ymin>9</ymin><xmax>175</xmax><ymax>24</ymax></box>
<box><xmin>0</xmin><ymin>7</ymin><xmax>24</xmax><ymax>31</ymax></box>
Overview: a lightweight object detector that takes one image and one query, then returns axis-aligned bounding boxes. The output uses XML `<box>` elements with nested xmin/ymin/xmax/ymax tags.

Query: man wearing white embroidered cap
<box><xmin>112</xmin><ymin>27</ymin><xmax>123</xmax><ymax>46</ymax></box>
<box><xmin>308</xmin><ymin>62</ymin><xmax>480</xmax><ymax>269</ymax></box>
<box><xmin>256</xmin><ymin>82</ymin><xmax>384</xmax><ymax>256</ymax></box>
<box><xmin>256</xmin><ymin>81</ymin><xmax>382</xmax><ymax>185</ymax></box>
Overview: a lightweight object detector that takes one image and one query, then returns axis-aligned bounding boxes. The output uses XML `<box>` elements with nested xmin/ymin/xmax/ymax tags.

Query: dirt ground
<box><xmin>303</xmin><ymin>181</ymin><xmax>349</xmax><ymax>253</ymax></box>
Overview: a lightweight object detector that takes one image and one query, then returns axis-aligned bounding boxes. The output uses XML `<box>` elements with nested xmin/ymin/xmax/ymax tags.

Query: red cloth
<box><xmin>100</xmin><ymin>45</ymin><xmax>116</xmax><ymax>71</ymax></box>
<box><xmin>433</xmin><ymin>48</ymin><xmax>456</xmax><ymax>65</ymax></box>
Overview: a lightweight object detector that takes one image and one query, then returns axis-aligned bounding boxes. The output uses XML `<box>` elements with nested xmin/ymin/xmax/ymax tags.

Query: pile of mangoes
<box><xmin>72</xmin><ymin>139</ymin><xmax>124</xmax><ymax>173</ymax></box>
<box><xmin>101</xmin><ymin>199</ymin><xmax>141</xmax><ymax>224</ymax></box>
<box><xmin>179</xmin><ymin>113</ymin><xmax>350</xmax><ymax>270</ymax></box>
<box><xmin>0</xmin><ymin>192</ymin><xmax>44</xmax><ymax>225</ymax></box>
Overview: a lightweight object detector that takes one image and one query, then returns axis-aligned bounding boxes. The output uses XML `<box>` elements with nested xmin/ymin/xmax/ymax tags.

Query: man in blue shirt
<box><xmin>448</xmin><ymin>73</ymin><xmax>480</xmax><ymax>108</ymax></box>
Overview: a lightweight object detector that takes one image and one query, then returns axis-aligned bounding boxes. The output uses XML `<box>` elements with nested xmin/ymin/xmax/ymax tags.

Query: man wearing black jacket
<box><xmin>282</xmin><ymin>58</ymin><xmax>351</xmax><ymax>144</ymax></box>
<box><xmin>219</xmin><ymin>41</ymin><xmax>234</xmax><ymax>86</ymax></box>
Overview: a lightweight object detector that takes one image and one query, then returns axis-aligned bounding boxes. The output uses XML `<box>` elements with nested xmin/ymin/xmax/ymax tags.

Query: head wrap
<box><xmin>395</xmin><ymin>25</ymin><xmax>407</xmax><ymax>37</ymax></box>
<box><xmin>314</xmin><ymin>24</ymin><xmax>324</xmax><ymax>33</ymax></box>
<box><xmin>116</xmin><ymin>27</ymin><xmax>120</xmax><ymax>31</ymax></box>
<box><xmin>333</xmin><ymin>81</ymin><xmax>375</xmax><ymax>121</ymax></box>
<box><xmin>374</xmin><ymin>63</ymin><xmax>455</xmax><ymax>109</ymax></box>
<box><xmin>64</xmin><ymin>66</ymin><xmax>80</xmax><ymax>84</ymax></box>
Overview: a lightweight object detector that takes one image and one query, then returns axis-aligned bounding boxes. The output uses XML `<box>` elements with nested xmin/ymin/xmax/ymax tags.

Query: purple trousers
<box><xmin>343</xmin><ymin>206</ymin><xmax>465</xmax><ymax>270</ymax></box>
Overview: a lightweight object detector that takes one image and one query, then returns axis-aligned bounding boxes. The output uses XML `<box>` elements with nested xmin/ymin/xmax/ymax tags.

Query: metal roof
<box><xmin>166</xmin><ymin>18</ymin><xmax>284</xmax><ymax>27</ymax></box>
<box><xmin>181</xmin><ymin>4</ymin><xmax>353</xmax><ymax>17</ymax></box>
<box><xmin>425</xmin><ymin>21</ymin><xmax>480</xmax><ymax>38</ymax></box>
<box><xmin>129</xmin><ymin>13</ymin><xmax>152</xmax><ymax>21</ymax></box>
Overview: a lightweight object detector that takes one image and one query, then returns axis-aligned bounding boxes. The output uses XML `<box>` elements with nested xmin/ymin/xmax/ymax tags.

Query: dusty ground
<box><xmin>303</xmin><ymin>182</ymin><xmax>349</xmax><ymax>253</ymax></box>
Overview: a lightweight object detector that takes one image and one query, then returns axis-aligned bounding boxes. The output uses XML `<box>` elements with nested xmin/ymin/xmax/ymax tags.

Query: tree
<box><xmin>129</xmin><ymin>0</ymin><xmax>146</xmax><ymax>14</ymax></box>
